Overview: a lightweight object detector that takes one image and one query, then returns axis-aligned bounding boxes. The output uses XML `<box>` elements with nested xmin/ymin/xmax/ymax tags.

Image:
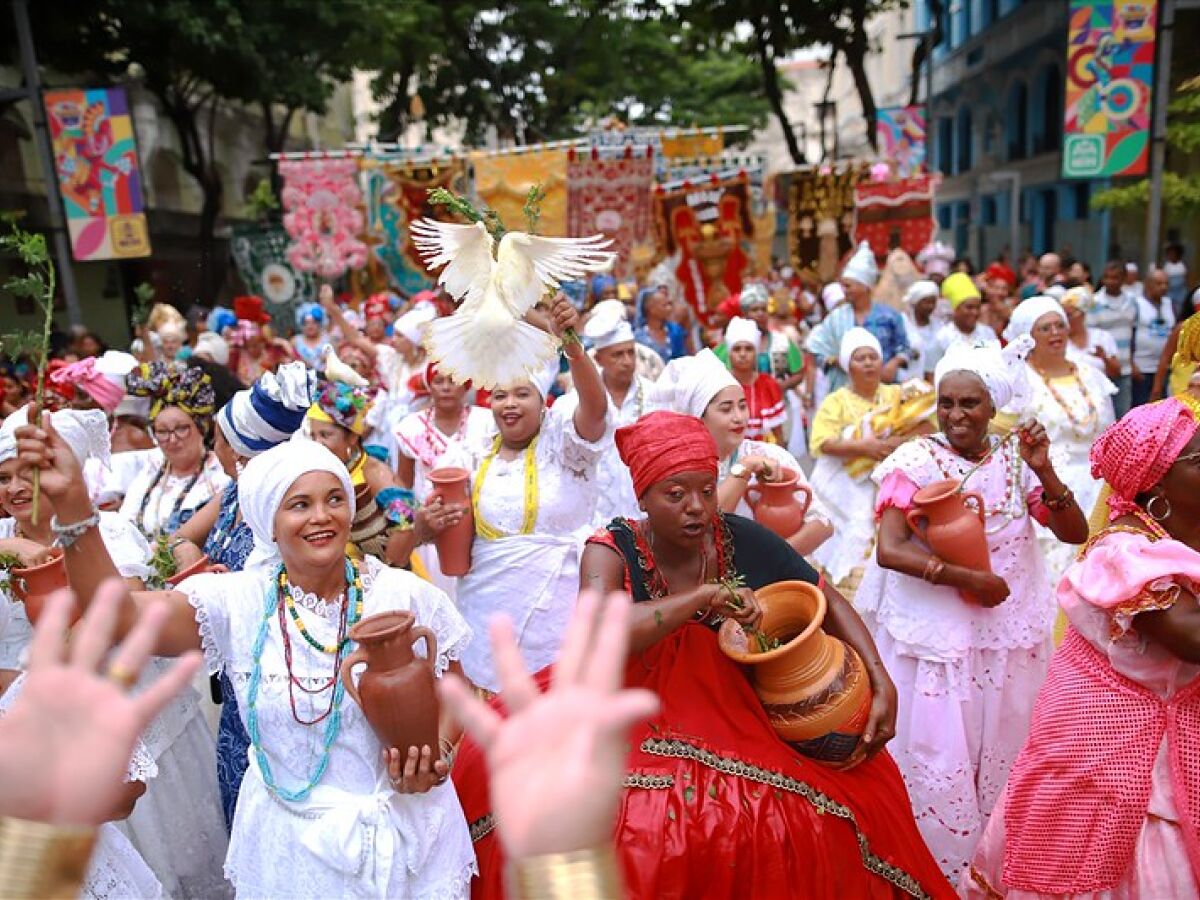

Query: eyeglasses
<box><xmin>152</xmin><ymin>424</ymin><xmax>194</xmax><ymax>443</ymax></box>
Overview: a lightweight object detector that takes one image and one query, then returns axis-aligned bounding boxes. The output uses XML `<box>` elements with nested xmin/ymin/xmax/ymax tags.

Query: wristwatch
<box><xmin>729</xmin><ymin>463</ymin><xmax>750</xmax><ymax>480</ymax></box>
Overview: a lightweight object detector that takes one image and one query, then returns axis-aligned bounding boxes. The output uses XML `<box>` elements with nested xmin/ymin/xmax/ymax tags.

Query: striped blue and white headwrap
<box><xmin>217</xmin><ymin>361</ymin><xmax>316</xmax><ymax>458</ymax></box>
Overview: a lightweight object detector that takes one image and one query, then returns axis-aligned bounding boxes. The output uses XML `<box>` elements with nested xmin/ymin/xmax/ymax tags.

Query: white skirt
<box><xmin>83</xmin><ymin>825</ymin><xmax>163</xmax><ymax>900</ymax></box>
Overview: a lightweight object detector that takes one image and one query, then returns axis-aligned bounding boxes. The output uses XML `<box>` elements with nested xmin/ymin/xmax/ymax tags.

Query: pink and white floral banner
<box><xmin>279</xmin><ymin>158</ymin><xmax>368</xmax><ymax>279</ymax></box>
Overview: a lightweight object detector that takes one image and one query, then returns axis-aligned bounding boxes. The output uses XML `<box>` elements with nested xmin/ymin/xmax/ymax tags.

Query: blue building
<box><xmin>921</xmin><ymin>0</ymin><xmax>1110</xmax><ymax>269</ymax></box>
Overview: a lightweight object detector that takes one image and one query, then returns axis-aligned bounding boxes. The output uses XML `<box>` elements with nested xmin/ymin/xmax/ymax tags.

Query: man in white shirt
<box><xmin>1132</xmin><ymin>267</ymin><xmax>1175</xmax><ymax>408</ymax></box>
<box><xmin>1088</xmin><ymin>260</ymin><xmax>1139</xmax><ymax>417</ymax></box>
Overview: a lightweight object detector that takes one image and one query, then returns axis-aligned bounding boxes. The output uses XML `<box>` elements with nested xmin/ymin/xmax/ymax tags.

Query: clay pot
<box><xmin>10</xmin><ymin>548</ymin><xmax>71</xmax><ymax>626</ymax></box>
<box><xmin>746</xmin><ymin>469</ymin><xmax>812</xmax><ymax>538</ymax></box>
<box><xmin>426</xmin><ymin>467</ymin><xmax>474</xmax><ymax>576</ymax></box>
<box><xmin>719</xmin><ymin>580</ymin><xmax>871</xmax><ymax>764</ymax></box>
<box><xmin>905</xmin><ymin>478</ymin><xmax>992</xmax><ymax>604</ymax></box>
<box><xmin>340</xmin><ymin>610</ymin><xmax>440</xmax><ymax>759</ymax></box>
<box><xmin>169</xmin><ymin>554</ymin><xmax>217</xmax><ymax>586</ymax></box>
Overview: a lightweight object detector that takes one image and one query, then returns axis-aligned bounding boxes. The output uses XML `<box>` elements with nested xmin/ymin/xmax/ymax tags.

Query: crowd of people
<box><xmin>0</xmin><ymin>232</ymin><xmax>1199</xmax><ymax>899</ymax></box>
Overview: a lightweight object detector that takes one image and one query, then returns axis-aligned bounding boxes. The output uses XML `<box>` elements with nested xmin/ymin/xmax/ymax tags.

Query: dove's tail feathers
<box><xmin>424</xmin><ymin>316</ymin><xmax>558</xmax><ymax>391</ymax></box>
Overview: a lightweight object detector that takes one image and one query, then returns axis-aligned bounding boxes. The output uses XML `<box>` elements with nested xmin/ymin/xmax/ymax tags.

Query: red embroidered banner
<box><xmin>567</xmin><ymin>148</ymin><xmax>654</xmax><ymax>278</ymax></box>
<box><xmin>853</xmin><ymin>175</ymin><xmax>938</xmax><ymax>263</ymax></box>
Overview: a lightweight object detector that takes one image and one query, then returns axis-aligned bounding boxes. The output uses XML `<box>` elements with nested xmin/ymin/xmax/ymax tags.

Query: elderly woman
<box><xmin>1060</xmin><ymin>285</ymin><xmax>1120</xmax><ymax>378</ymax></box>
<box><xmin>654</xmin><ymin>349</ymin><xmax>831</xmax><ymax>555</ymax></box>
<box><xmin>449</xmin><ymin>296</ymin><xmax>610</xmax><ymax>691</ymax></box>
<box><xmin>634</xmin><ymin>284</ymin><xmax>689</xmax><ymax>364</ymax></box>
<box><xmin>454</xmin><ymin>411</ymin><xmax>953</xmax><ymax>899</ymax></box>
<box><xmin>809</xmin><ymin>327</ymin><xmax>932</xmax><ymax>595</ymax></box>
<box><xmin>0</xmin><ymin>405</ymin><xmax>230</xmax><ymax>898</ymax></box>
<box><xmin>1007</xmin><ymin>295</ymin><xmax>1115</xmax><ymax>581</ymax></box>
<box><xmin>967</xmin><ymin>399</ymin><xmax>1200</xmax><ymax>899</ymax></box>
<box><xmin>16</xmin><ymin>428</ymin><xmax>477</xmax><ymax>899</ymax></box>
<box><xmin>117</xmin><ymin>362</ymin><xmax>230</xmax><ymax>540</ymax></box>
<box><xmin>857</xmin><ymin>340</ymin><xmax>1087</xmax><ymax>885</ymax></box>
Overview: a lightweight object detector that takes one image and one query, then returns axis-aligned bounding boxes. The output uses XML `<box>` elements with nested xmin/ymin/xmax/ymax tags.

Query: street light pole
<box><xmin>11</xmin><ymin>0</ymin><xmax>83</xmax><ymax>327</ymax></box>
<box><xmin>1144</xmin><ymin>0</ymin><xmax>1175</xmax><ymax>269</ymax></box>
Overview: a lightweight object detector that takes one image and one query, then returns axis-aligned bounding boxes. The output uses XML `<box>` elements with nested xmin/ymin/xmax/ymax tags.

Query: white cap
<box><xmin>582</xmin><ymin>299</ymin><xmax>634</xmax><ymax>351</ymax></box>
<box><xmin>841</xmin><ymin>241</ymin><xmax>879</xmax><ymax>288</ymax></box>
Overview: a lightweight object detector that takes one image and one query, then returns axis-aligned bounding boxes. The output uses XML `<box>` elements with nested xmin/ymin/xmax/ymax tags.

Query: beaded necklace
<box><xmin>473</xmin><ymin>434</ymin><xmax>539</xmax><ymax>540</ymax></box>
<box><xmin>926</xmin><ymin>435</ymin><xmax>1025</xmax><ymax>534</ymax></box>
<box><xmin>246</xmin><ymin>557</ymin><xmax>363</xmax><ymax>803</ymax></box>
<box><xmin>1032</xmin><ymin>362</ymin><xmax>1098</xmax><ymax>431</ymax></box>
<box><xmin>135</xmin><ymin>456</ymin><xmax>205</xmax><ymax>537</ymax></box>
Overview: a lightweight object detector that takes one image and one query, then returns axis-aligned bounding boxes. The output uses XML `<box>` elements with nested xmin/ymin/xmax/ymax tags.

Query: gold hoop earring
<box><xmin>1146</xmin><ymin>494</ymin><xmax>1172</xmax><ymax>522</ymax></box>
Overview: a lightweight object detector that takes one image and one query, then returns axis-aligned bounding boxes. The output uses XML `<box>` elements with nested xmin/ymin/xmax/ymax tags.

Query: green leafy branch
<box><xmin>0</xmin><ymin>217</ymin><xmax>58</xmax><ymax>524</ymax></box>
<box><xmin>427</xmin><ymin>187</ymin><xmax>507</xmax><ymax>241</ymax></box>
<box><xmin>718</xmin><ymin>573</ymin><xmax>780</xmax><ymax>653</ymax></box>
<box><xmin>130</xmin><ymin>281</ymin><xmax>156</xmax><ymax>328</ymax></box>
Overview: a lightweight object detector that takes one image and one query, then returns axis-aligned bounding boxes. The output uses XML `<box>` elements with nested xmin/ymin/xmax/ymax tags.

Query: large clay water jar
<box><xmin>340</xmin><ymin>610</ymin><xmax>440</xmax><ymax>759</ymax></box>
<box><xmin>905</xmin><ymin>478</ymin><xmax>992</xmax><ymax>604</ymax></box>
<box><xmin>10</xmin><ymin>548</ymin><xmax>71</xmax><ymax>626</ymax></box>
<box><xmin>746</xmin><ymin>468</ymin><xmax>812</xmax><ymax>538</ymax></box>
<box><xmin>426</xmin><ymin>467</ymin><xmax>474</xmax><ymax>576</ymax></box>
<box><xmin>719</xmin><ymin>580</ymin><xmax>871</xmax><ymax>764</ymax></box>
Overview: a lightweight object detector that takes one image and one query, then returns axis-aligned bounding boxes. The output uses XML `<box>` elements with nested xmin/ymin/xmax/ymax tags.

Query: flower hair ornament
<box><xmin>308</xmin><ymin>380</ymin><xmax>374</xmax><ymax>435</ymax></box>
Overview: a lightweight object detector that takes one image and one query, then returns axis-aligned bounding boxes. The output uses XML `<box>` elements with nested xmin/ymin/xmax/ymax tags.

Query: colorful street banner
<box><xmin>875</xmin><ymin>107</ymin><xmax>926</xmax><ymax>178</ymax></box>
<box><xmin>279</xmin><ymin>158</ymin><xmax>369</xmax><ymax>280</ymax></box>
<box><xmin>853</xmin><ymin>175</ymin><xmax>938</xmax><ymax>263</ymax></box>
<box><xmin>786</xmin><ymin>167</ymin><xmax>863</xmax><ymax>282</ymax></box>
<box><xmin>652</xmin><ymin>171</ymin><xmax>754</xmax><ymax>325</ymax></box>
<box><xmin>229</xmin><ymin>223</ymin><xmax>316</xmax><ymax>332</ymax></box>
<box><xmin>43</xmin><ymin>87</ymin><xmax>151</xmax><ymax>261</ymax></box>
<box><xmin>470</xmin><ymin>148</ymin><xmax>568</xmax><ymax>236</ymax></box>
<box><xmin>1063</xmin><ymin>0</ymin><xmax>1157</xmax><ymax>178</ymax></box>
<box><xmin>567</xmin><ymin>148</ymin><xmax>655</xmax><ymax>278</ymax></box>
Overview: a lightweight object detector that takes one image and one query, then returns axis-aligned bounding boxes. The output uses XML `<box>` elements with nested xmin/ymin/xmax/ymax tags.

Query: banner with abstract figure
<box><xmin>43</xmin><ymin>87</ymin><xmax>151</xmax><ymax>261</ymax></box>
<box><xmin>1062</xmin><ymin>0</ymin><xmax>1157</xmax><ymax>178</ymax></box>
<box><xmin>875</xmin><ymin>107</ymin><xmax>926</xmax><ymax>178</ymax></box>
<box><xmin>567</xmin><ymin>148</ymin><xmax>655</xmax><ymax>279</ymax></box>
<box><xmin>279</xmin><ymin>158</ymin><xmax>369</xmax><ymax>280</ymax></box>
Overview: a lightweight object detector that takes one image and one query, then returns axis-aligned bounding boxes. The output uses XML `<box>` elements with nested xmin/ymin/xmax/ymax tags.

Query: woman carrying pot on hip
<box><xmin>856</xmin><ymin>339</ymin><xmax>1086</xmax><ymax>887</ymax></box>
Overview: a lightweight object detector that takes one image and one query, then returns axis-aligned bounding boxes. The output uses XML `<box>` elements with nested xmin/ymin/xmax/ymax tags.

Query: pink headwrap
<box><xmin>1090</xmin><ymin>398</ymin><xmax>1198</xmax><ymax>520</ymax></box>
<box><xmin>48</xmin><ymin>358</ymin><xmax>125</xmax><ymax>413</ymax></box>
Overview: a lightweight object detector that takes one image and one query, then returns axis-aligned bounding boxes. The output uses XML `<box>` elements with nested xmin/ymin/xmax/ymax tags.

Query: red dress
<box><xmin>452</xmin><ymin>515</ymin><xmax>953</xmax><ymax>899</ymax></box>
<box><xmin>741</xmin><ymin>372</ymin><xmax>786</xmax><ymax>440</ymax></box>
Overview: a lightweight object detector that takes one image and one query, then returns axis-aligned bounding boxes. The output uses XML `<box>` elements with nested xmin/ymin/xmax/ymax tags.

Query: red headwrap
<box><xmin>984</xmin><ymin>262</ymin><xmax>1017</xmax><ymax>288</ymax></box>
<box><xmin>364</xmin><ymin>293</ymin><xmax>390</xmax><ymax>321</ymax></box>
<box><xmin>233</xmin><ymin>295</ymin><xmax>270</xmax><ymax>324</ymax></box>
<box><xmin>615</xmin><ymin>411</ymin><xmax>719</xmax><ymax>498</ymax></box>
<box><xmin>1090</xmin><ymin>398</ymin><xmax>1198</xmax><ymax>520</ymax></box>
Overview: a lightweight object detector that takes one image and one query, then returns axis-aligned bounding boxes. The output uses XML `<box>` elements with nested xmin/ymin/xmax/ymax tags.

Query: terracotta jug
<box><xmin>169</xmin><ymin>554</ymin><xmax>224</xmax><ymax>587</ymax></box>
<box><xmin>426</xmin><ymin>467</ymin><xmax>474</xmax><ymax>576</ymax></box>
<box><xmin>905</xmin><ymin>478</ymin><xmax>992</xmax><ymax>604</ymax></box>
<box><xmin>10</xmin><ymin>549</ymin><xmax>71</xmax><ymax>626</ymax></box>
<box><xmin>719</xmin><ymin>580</ymin><xmax>871</xmax><ymax>764</ymax></box>
<box><xmin>340</xmin><ymin>610</ymin><xmax>440</xmax><ymax>759</ymax></box>
<box><xmin>746</xmin><ymin>468</ymin><xmax>812</xmax><ymax>538</ymax></box>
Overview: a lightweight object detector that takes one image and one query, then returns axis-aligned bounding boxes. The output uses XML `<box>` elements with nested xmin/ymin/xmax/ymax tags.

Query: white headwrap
<box><xmin>838</xmin><ymin>327</ymin><xmax>882</xmax><ymax>372</ymax></box>
<box><xmin>529</xmin><ymin>357</ymin><xmax>561</xmax><ymax>399</ymax></box>
<box><xmin>723</xmin><ymin>316</ymin><xmax>761</xmax><ymax>349</ymax></box>
<box><xmin>0</xmin><ymin>405</ymin><xmax>110</xmax><ymax>470</ymax></box>
<box><xmin>651</xmin><ymin>349</ymin><xmax>739</xmax><ymax>418</ymax></box>
<box><xmin>193</xmin><ymin>332</ymin><xmax>230</xmax><ymax>366</ymax></box>
<box><xmin>821</xmin><ymin>282</ymin><xmax>846</xmax><ymax>306</ymax></box>
<box><xmin>1060</xmin><ymin>285</ymin><xmax>1095</xmax><ymax>313</ymax></box>
<box><xmin>935</xmin><ymin>335</ymin><xmax>1034</xmax><ymax>413</ymax></box>
<box><xmin>917</xmin><ymin>240</ymin><xmax>955</xmax><ymax>277</ymax></box>
<box><xmin>218</xmin><ymin>362</ymin><xmax>317</xmax><ymax>458</ymax></box>
<box><xmin>582</xmin><ymin>299</ymin><xmax>634</xmax><ymax>351</ymax></box>
<box><xmin>239</xmin><ymin>439</ymin><xmax>354</xmax><ymax>569</ymax></box>
<box><xmin>841</xmin><ymin>241</ymin><xmax>879</xmax><ymax>288</ymax></box>
<box><xmin>393</xmin><ymin>305</ymin><xmax>437</xmax><ymax>345</ymax></box>
<box><xmin>1004</xmin><ymin>295</ymin><xmax>1068</xmax><ymax>342</ymax></box>
<box><xmin>903</xmin><ymin>279</ymin><xmax>940</xmax><ymax>307</ymax></box>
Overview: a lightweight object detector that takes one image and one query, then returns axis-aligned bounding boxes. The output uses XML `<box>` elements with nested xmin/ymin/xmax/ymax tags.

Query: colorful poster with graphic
<box><xmin>875</xmin><ymin>107</ymin><xmax>926</xmax><ymax>178</ymax></box>
<box><xmin>43</xmin><ymin>88</ymin><xmax>151</xmax><ymax>261</ymax></box>
<box><xmin>1063</xmin><ymin>0</ymin><xmax>1157</xmax><ymax>178</ymax></box>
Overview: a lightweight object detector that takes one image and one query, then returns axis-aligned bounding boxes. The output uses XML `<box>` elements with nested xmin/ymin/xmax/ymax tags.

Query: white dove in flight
<box><xmin>410</xmin><ymin>219</ymin><xmax>615</xmax><ymax>389</ymax></box>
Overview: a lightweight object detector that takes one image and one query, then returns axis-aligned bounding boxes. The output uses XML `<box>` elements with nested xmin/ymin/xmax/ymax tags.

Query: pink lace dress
<box><xmin>965</xmin><ymin>530</ymin><xmax>1200</xmax><ymax>899</ymax></box>
<box><xmin>856</xmin><ymin>435</ymin><xmax>1056</xmax><ymax>885</ymax></box>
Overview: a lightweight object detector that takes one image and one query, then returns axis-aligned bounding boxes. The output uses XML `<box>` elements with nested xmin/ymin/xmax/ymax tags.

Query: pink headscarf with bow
<box><xmin>1090</xmin><ymin>398</ymin><xmax>1198</xmax><ymax>520</ymax></box>
<box><xmin>48</xmin><ymin>358</ymin><xmax>125</xmax><ymax>413</ymax></box>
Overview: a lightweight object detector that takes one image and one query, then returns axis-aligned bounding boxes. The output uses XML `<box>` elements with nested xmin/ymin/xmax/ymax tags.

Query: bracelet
<box><xmin>168</xmin><ymin>537</ymin><xmax>191</xmax><ymax>552</ymax></box>
<box><xmin>1042</xmin><ymin>486</ymin><xmax>1075</xmax><ymax>511</ymax></box>
<box><xmin>49</xmin><ymin>509</ymin><xmax>100</xmax><ymax>551</ymax></box>
<box><xmin>508</xmin><ymin>847</ymin><xmax>622</xmax><ymax>900</ymax></box>
<box><xmin>0</xmin><ymin>817</ymin><xmax>97</xmax><ymax>899</ymax></box>
<box><xmin>922</xmin><ymin>556</ymin><xmax>946</xmax><ymax>584</ymax></box>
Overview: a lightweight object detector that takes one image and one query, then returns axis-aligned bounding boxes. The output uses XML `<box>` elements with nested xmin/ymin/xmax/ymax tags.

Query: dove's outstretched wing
<box><xmin>410</xmin><ymin>219</ymin><xmax>495</xmax><ymax>305</ymax></box>
<box><xmin>494</xmin><ymin>232</ymin><xmax>615</xmax><ymax>316</ymax></box>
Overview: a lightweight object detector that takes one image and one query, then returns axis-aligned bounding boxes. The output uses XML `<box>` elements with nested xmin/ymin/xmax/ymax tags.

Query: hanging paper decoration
<box><xmin>652</xmin><ymin>171</ymin><xmax>754</xmax><ymax>325</ymax></box>
<box><xmin>787</xmin><ymin>167</ymin><xmax>863</xmax><ymax>283</ymax></box>
<box><xmin>471</xmin><ymin>148</ymin><xmax>568</xmax><ymax>237</ymax></box>
<box><xmin>853</xmin><ymin>174</ymin><xmax>938</xmax><ymax>264</ymax></box>
<box><xmin>279</xmin><ymin>158</ymin><xmax>369</xmax><ymax>279</ymax></box>
<box><xmin>229</xmin><ymin>222</ymin><xmax>316</xmax><ymax>333</ymax></box>
<box><xmin>567</xmin><ymin>148</ymin><xmax>655</xmax><ymax>278</ymax></box>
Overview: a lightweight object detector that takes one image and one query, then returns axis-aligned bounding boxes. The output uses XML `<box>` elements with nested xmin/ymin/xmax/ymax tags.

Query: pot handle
<box><xmin>339</xmin><ymin>645</ymin><xmax>370</xmax><ymax>709</ymax></box>
<box><xmin>961</xmin><ymin>492</ymin><xmax>986</xmax><ymax>526</ymax></box>
<box><xmin>793</xmin><ymin>484</ymin><xmax>812</xmax><ymax>517</ymax></box>
<box><xmin>905</xmin><ymin>509</ymin><xmax>928</xmax><ymax>541</ymax></box>
<box><xmin>410</xmin><ymin>625</ymin><xmax>439</xmax><ymax>671</ymax></box>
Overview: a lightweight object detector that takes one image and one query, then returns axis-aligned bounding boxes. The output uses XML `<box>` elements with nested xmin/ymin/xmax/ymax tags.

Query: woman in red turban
<box><xmin>453</xmin><ymin>411</ymin><xmax>953</xmax><ymax>898</ymax></box>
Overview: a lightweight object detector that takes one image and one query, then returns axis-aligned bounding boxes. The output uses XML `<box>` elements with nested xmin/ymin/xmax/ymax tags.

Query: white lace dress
<box><xmin>0</xmin><ymin>676</ymin><xmax>163</xmax><ymax>900</ymax></box>
<box><xmin>115</xmin><ymin>448</ymin><xmax>230</xmax><ymax>538</ymax></box>
<box><xmin>1022</xmin><ymin>362</ymin><xmax>1115</xmax><ymax>583</ymax></box>
<box><xmin>454</xmin><ymin>402</ymin><xmax>613</xmax><ymax>690</ymax></box>
<box><xmin>180</xmin><ymin>556</ymin><xmax>476</xmax><ymax>899</ymax></box>
<box><xmin>855</xmin><ymin>436</ymin><xmax>1055</xmax><ymax>886</ymax></box>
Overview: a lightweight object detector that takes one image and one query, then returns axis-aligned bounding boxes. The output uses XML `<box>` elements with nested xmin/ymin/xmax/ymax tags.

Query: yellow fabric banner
<box><xmin>470</xmin><ymin>149</ymin><xmax>568</xmax><ymax>234</ymax></box>
<box><xmin>660</xmin><ymin>132</ymin><xmax>724</xmax><ymax>159</ymax></box>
